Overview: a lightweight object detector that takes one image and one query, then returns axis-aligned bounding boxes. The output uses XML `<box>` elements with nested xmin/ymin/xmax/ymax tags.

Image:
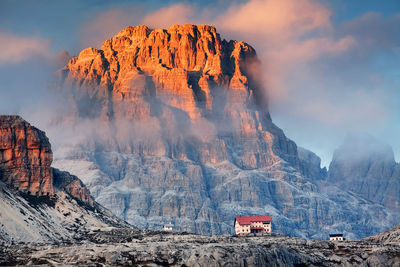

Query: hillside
<box><xmin>0</xmin><ymin>115</ymin><xmax>130</xmax><ymax>243</ymax></box>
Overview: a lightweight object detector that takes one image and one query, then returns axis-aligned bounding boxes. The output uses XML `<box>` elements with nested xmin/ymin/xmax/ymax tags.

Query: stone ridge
<box><xmin>0</xmin><ymin>115</ymin><xmax>53</xmax><ymax>196</ymax></box>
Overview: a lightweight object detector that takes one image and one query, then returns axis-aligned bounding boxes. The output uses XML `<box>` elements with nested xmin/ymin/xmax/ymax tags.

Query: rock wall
<box><xmin>0</xmin><ymin>116</ymin><xmax>129</xmax><ymax>244</ymax></box>
<box><xmin>0</xmin><ymin>115</ymin><xmax>53</xmax><ymax>196</ymax></box>
<box><xmin>0</xmin><ymin>115</ymin><xmax>94</xmax><ymax>205</ymax></box>
<box><xmin>59</xmin><ymin>24</ymin><xmax>300</xmax><ymax>170</ymax></box>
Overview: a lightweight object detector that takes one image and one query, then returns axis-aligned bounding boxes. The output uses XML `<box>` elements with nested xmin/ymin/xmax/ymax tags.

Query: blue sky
<box><xmin>0</xmin><ymin>0</ymin><xmax>399</xmax><ymax>167</ymax></box>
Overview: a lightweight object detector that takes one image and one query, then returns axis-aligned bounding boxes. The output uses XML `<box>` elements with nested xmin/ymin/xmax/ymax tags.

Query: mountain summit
<box><xmin>60</xmin><ymin>24</ymin><xmax>300</xmax><ymax>171</ymax></box>
<box><xmin>54</xmin><ymin>25</ymin><xmax>399</xmax><ymax>238</ymax></box>
<box><xmin>61</xmin><ymin>24</ymin><xmax>266</xmax><ymax>120</ymax></box>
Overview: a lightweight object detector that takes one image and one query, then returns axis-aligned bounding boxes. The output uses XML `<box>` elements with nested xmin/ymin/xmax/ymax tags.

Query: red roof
<box><xmin>235</xmin><ymin>216</ymin><xmax>271</xmax><ymax>225</ymax></box>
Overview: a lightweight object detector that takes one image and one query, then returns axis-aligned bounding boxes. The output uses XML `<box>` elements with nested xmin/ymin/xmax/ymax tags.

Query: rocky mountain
<box><xmin>329</xmin><ymin>133</ymin><xmax>400</xmax><ymax>211</ymax></box>
<box><xmin>0</xmin><ymin>115</ymin><xmax>129</xmax><ymax>244</ymax></box>
<box><xmin>52</xmin><ymin>24</ymin><xmax>399</xmax><ymax>239</ymax></box>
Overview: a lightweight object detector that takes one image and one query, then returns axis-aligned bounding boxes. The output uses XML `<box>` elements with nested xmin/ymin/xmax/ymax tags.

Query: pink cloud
<box><xmin>0</xmin><ymin>32</ymin><xmax>51</xmax><ymax>64</ymax></box>
<box><xmin>216</xmin><ymin>0</ymin><xmax>332</xmax><ymax>42</ymax></box>
<box><xmin>80</xmin><ymin>7</ymin><xmax>144</xmax><ymax>48</ymax></box>
<box><xmin>141</xmin><ymin>3</ymin><xmax>197</xmax><ymax>29</ymax></box>
<box><xmin>209</xmin><ymin>0</ymin><xmax>357</xmax><ymax>102</ymax></box>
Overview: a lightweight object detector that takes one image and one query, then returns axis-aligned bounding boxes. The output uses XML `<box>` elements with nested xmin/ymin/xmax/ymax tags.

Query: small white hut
<box><xmin>163</xmin><ymin>222</ymin><xmax>174</xmax><ymax>231</ymax></box>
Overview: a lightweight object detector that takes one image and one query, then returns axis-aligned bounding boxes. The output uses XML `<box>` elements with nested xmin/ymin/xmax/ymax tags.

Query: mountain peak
<box><xmin>328</xmin><ymin>132</ymin><xmax>399</xmax><ymax>210</ymax></box>
<box><xmin>333</xmin><ymin>132</ymin><xmax>395</xmax><ymax>163</ymax></box>
<box><xmin>62</xmin><ymin>24</ymin><xmax>264</xmax><ymax>121</ymax></box>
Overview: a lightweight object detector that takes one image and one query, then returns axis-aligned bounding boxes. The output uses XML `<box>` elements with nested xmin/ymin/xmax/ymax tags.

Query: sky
<box><xmin>0</xmin><ymin>0</ymin><xmax>399</xmax><ymax>167</ymax></box>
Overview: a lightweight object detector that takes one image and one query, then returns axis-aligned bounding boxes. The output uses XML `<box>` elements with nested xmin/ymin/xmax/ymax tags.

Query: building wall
<box><xmin>329</xmin><ymin>236</ymin><xmax>343</xmax><ymax>241</ymax></box>
<box><xmin>235</xmin><ymin>221</ymin><xmax>250</xmax><ymax>235</ymax></box>
<box><xmin>235</xmin><ymin>220</ymin><xmax>271</xmax><ymax>235</ymax></box>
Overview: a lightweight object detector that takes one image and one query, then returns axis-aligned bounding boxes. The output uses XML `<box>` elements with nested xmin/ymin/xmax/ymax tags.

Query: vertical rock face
<box><xmin>329</xmin><ymin>133</ymin><xmax>400</xmax><ymax>211</ymax></box>
<box><xmin>0</xmin><ymin>115</ymin><xmax>94</xmax><ymax>205</ymax></box>
<box><xmin>0</xmin><ymin>115</ymin><xmax>53</xmax><ymax>196</ymax></box>
<box><xmin>61</xmin><ymin>24</ymin><xmax>264</xmax><ymax>119</ymax></box>
<box><xmin>53</xmin><ymin>25</ymin><xmax>398</xmax><ymax>238</ymax></box>
<box><xmin>0</xmin><ymin>116</ymin><xmax>128</xmax><ymax>244</ymax></box>
<box><xmin>298</xmin><ymin>147</ymin><xmax>327</xmax><ymax>180</ymax></box>
<box><xmin>60</xmin><ymin>24</ymin><xmax>300</xmax><ymax>171</ymax></box>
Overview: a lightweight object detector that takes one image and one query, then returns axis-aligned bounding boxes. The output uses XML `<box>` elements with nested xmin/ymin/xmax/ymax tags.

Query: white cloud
<box><xmin>0</xmin><ymin>32</ymin><xmax>51</xmax><ymax>64</ymax></box>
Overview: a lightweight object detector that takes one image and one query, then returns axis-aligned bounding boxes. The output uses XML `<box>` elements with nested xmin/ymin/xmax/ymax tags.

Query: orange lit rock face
<box><xmin>0</xmin><ymin>115</ymin><xmax>94</xmax><ymax>205</ymax></box>
<box><xmin>62</xmin><ymin>24</ymin><xmax>261</xmax><ymax>119</ymax></box>
<box><xmin>0</xmin><ymin>115</ymin><xmax>53</xmax><ymax>196</ymax></box>
<box><xmin>60</xmin><ymin>24</ymin><xmax>299</xmax><ymax>170</ymax></box>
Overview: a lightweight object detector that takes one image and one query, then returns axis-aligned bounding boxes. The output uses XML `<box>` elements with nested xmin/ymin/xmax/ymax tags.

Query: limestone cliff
<box><xmin>0</xmin><ymin>115</ymin><xmax>129</xmax><ymax>244</ymax></box>
<box><xmin>60</xmin><ymin>24</ymin><xmax>299</xmax><ymax>170</ymax></box>
<box><xmin>0</xmin><ymin>115</ymin><xmax>53</xmax><ymax>196</ymax></box>
<box><xmin>0</xmin><ymin>115</ymin><xmax>93</xmax><ymax>205</ymax></box>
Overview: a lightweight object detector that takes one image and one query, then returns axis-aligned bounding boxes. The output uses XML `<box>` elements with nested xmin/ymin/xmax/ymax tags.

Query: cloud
<box><xmin>216</xmin><ymin>0</ymin><xmax>332</xmax><ymax>41</ymax></box>
<box><xmin>141</xmin><ymin>3</ymin><xmax>197</xmax><ymax>29</ymax></box>
<box><xmin>80</xmin><ymin>6</ymin><xmax>144</xmax><ymax>48</ymax></box>
<box><xmin>209</xmin><ymin>0</ymin><xmax>356</xmax><ymax>102</ymax></box>
<box><xmin>80</xmin><ymin>3</ymin><xmax>201</xmax><ymax>49</ymax></box>
<box><xmin>0</xmin><ymin>32</ymin><xmax>51</xmax><ymax>64</ymax></box>
<box><xmin>341</xmin><ymin>12</ymin><xmax>400</xmax><ymax>49</ymax></box>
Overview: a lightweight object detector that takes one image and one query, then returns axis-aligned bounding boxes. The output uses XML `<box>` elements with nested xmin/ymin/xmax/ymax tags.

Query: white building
<box><xmin>329</xmin><ymin>234</ymin><xmax>344</xmax><ymax>241</ymax></box>
<box><xmin>234</xmin><ymin>216</ymin><xmax>271</xmax><ymax>236</ymax></box>
<box><xmin>163</xmin><ymin>222</ymin><xmax>174</xmax><ymax>231</ymax></box>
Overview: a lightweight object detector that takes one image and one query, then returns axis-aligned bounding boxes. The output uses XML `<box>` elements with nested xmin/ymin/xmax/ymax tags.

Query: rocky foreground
<box><xmin>1</xmin><ymin>228</ymin><xmax>399</xmax><ymax>266</ymax></box>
